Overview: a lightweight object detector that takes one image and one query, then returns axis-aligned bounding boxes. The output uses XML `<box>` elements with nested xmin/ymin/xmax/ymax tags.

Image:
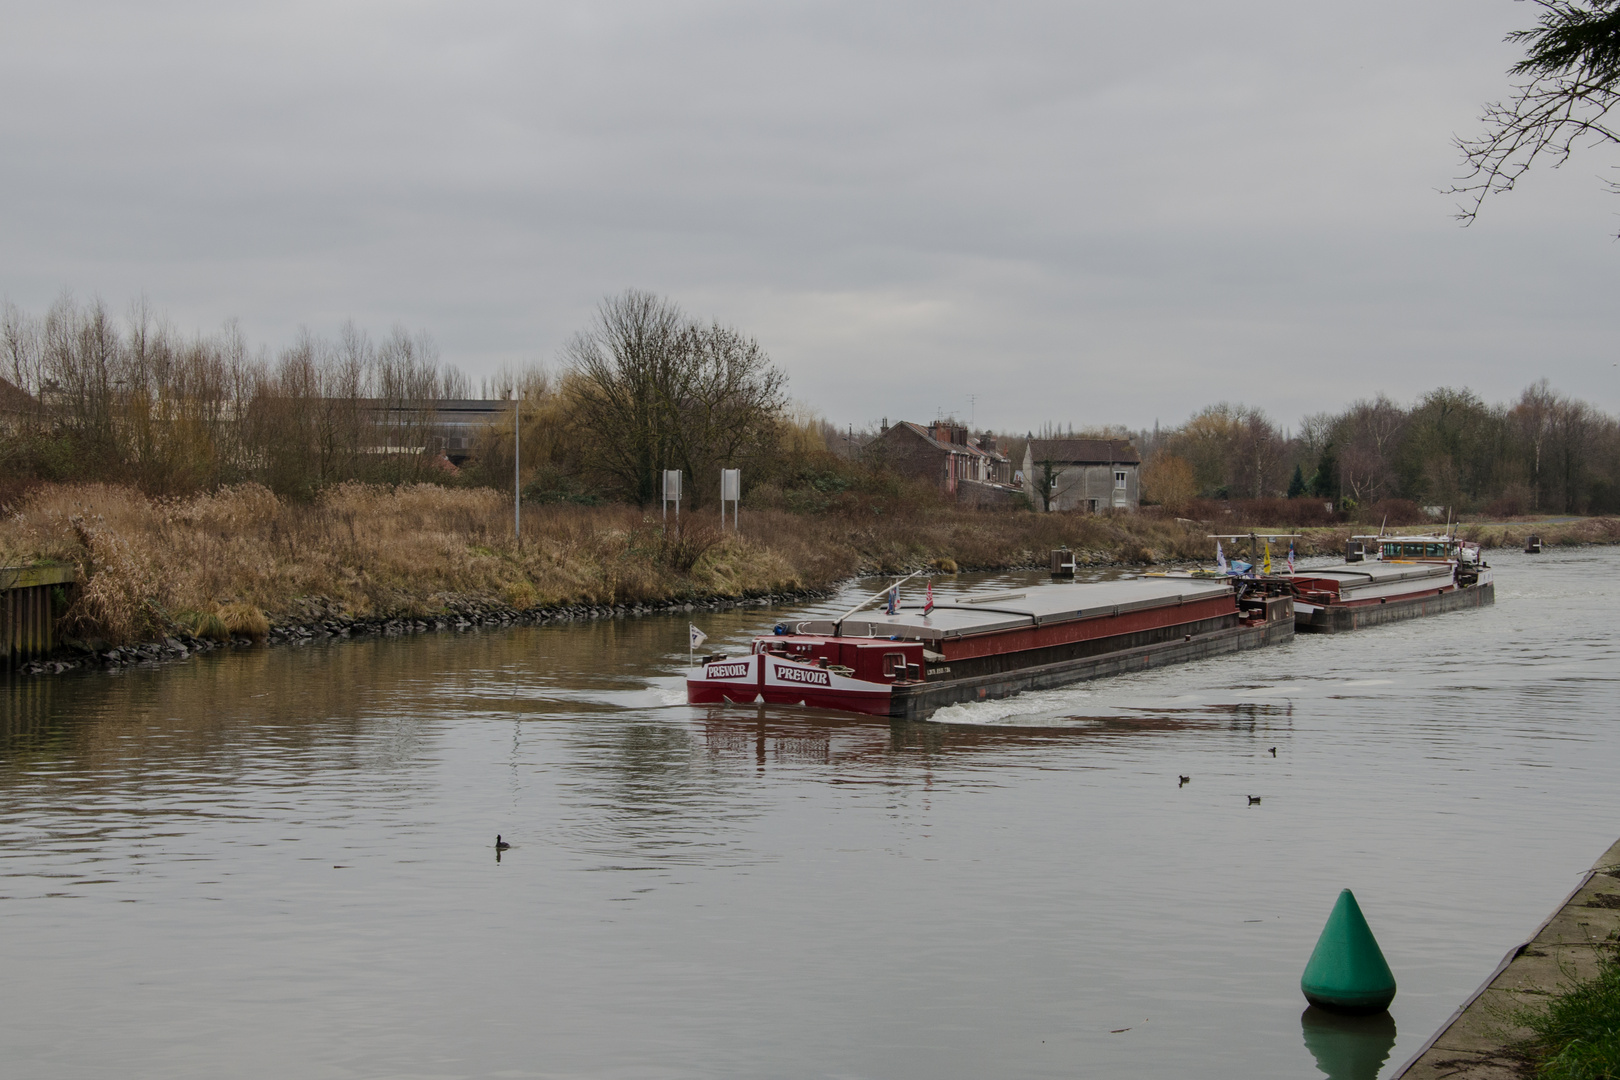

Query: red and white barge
<box><xmin>1289</xmin><ymin>534</ymin><xmax>1493</xmax><ymax>633</ymax></box>
<box><xmin>686</xmin><ymin>576</ymin><xmax>1294</xmax><ymax>721</ymax></box>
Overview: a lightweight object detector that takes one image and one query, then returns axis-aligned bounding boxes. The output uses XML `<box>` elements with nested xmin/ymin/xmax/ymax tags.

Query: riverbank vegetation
<box><xmin>2</xmin><ymin>481</ymin><xmax>1616</xmax><ymax>648</ymax></box>
<box><xmin>4</xmin><ymin>291</ymin><xmax>1620</xmax><ymax>650</ymax></box>
<box><xmin>1510</xmin><ymin>944</ymin><xmax>1620</xmax><ymax>1080</ymax></box>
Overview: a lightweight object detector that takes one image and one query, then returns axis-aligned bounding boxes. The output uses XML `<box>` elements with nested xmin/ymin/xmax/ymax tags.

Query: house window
<box><xmin>1114</xmin><ymin>470</ymin><xmax>1127</xmax><ymax>489</ymax></box>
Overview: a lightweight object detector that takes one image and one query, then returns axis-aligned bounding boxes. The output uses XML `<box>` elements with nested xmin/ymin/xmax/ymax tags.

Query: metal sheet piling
<box><xmin>1</xmin><ymin>565</ymin><xmax>78</xmax><ymax>670</ymax></box>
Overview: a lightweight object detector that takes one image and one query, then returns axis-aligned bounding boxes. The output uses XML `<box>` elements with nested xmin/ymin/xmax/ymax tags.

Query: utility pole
<box><xmin>512</xmin><ymin>388</ymin><xmax>521</xmax><ymax>541</ymax></box>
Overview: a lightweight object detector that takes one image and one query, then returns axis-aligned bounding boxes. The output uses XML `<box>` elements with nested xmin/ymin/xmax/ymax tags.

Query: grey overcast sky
<box><xmin>2</xmin><ymin>1</ymin><xmax>1616</xmax><ymax>434</ymax></box>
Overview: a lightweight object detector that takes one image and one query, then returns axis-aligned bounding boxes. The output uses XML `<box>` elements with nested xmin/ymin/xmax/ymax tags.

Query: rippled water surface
<box><xmin>2</xmin><ymin>548</ymin><xmax>1617</xmax><ymax>1079</ymax></box>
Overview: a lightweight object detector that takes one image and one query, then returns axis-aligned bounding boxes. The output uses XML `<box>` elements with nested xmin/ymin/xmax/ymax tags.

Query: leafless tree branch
<box><xmin>1450</xmin><ymin>0</ymin><xmax>1620</xmax><ymax>229</ymax></box>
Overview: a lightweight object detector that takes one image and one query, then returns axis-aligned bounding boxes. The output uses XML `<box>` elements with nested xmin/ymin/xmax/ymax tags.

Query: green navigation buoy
<box><xmin>1300</xmin><ymin>889</ymin><xmax>1396</xmax><ymax>1015</ymax></box>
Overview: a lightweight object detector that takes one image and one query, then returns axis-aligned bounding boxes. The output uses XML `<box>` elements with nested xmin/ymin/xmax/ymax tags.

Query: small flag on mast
<box><xmin>689</xmin><ymin>624</ymin><xmax>707</xmax><ymax>649</ymax></box>
<box><xmin>1215</xmin><ymin>540</ymin><xmax>1228</xmax><ymax>575</ymax></box>
<box><xmin>885</xmin><ymin>586</ymin><xmax>899</xmax><ymax>615</ymax></box>
<box><xmin>1262</xmin><ymin>544</ymin><xmax>1272</xmax><ymax>575</ymax></box>
<box><xmin>923</xmin><ymin>579</ymin><xmax>935</xmax><ymax>615</ymax></box>
<box><xmin>1286</xmin><ymin>542</ymin><xmax>1296</xmax><ymax>574</ymax></box>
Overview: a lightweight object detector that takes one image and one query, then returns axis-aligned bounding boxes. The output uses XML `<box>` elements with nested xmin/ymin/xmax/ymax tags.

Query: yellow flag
<box><xmin>1262</xmin><ymin>545</ymin><xmax>1273</xmax><ymax>575</ymax></box>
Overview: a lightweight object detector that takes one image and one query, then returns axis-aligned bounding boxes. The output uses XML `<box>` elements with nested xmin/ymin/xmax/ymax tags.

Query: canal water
<box><xmin>1</xmin><ymin>548</ymin><xmax>1615</xmax><ymax>1079</ymax></box>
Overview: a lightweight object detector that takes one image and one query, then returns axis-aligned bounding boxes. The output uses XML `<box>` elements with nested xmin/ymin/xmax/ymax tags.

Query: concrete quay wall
<box><xmin>1394</xmin><ymin>837</ymin><xmax>1620</xmax><ymax>1079</ymax></box>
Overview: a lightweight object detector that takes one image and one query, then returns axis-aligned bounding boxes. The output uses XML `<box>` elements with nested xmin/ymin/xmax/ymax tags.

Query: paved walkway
<box><xmin>1393</xmin><ymin>838</ymin><xmax>1620</xmax><ymax>1079</ymax></box>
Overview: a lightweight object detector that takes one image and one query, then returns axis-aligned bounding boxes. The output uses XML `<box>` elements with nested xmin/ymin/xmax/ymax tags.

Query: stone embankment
<box><xmin>14</xmin><ymin>588</ymin><xmax>830</xmax><ymax>677</ymax></box>
<box><xmin>1394</xmin><ymin>837</ymin><xmax>1620</xmax><ymax>1079</ymax></box>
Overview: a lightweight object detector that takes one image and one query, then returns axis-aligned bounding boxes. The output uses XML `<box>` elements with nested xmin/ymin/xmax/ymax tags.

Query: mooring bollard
<box><xmin>1300</xmin><ymin>888</ymin><xmax>1396</xmax><ymax>1014</ymax></box>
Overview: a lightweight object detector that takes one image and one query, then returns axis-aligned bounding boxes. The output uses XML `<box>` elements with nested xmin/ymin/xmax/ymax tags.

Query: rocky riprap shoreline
<box><xmin>20</xmin><ymin>634</ymin><xmax>232</xmax><ymax>675</ymax></box>
<box><xmin>14</xmin><ymin>588</ymin><xmax>831</xmax><ymax>677</ymax></box>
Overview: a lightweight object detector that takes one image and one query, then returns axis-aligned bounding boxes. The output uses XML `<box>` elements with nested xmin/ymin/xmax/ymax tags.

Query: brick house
<box><xmin>1022</xmin><ymin>438</ymin><xmax>1141</xmax><ymax>512</ymax></box>
<box><xmin>865</xmin><ymin>421</ymin><xmax>1017</xmax><ymax>502</ymax></box>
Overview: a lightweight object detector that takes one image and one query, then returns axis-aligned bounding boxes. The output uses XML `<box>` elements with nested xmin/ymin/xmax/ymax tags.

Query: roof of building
<box><xmin>1025</xmin><ymin>438</ymin><xmax>1140</xmax><ymax>465</ymax></box>
<box><xmin>359</xmin><ymin>398</ymin><xmax>512</xmax><ymax>414</ymax></box>
<box><xmin>885</xmin><ymin>421</ymin><xmax>1006</xmax><ymax>460</ymax></box>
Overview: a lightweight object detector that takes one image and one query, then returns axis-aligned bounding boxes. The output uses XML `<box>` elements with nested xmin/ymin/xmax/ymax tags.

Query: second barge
<box><xmin>687</xmin><ymin>576</ymin><xmax>1295</xmax><ymax>721</ymax></box>
<box><xmin>1290</xmin><ymin>534</ymin><xmax>1494</xmax><ymax>633</ymax></box>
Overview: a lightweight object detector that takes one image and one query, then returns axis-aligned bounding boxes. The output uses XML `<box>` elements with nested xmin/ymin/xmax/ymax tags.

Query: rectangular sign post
<box><xmin>720</xmin><ymin>468</ymin><xmax>740</xmax><ymax>532</ymax></box>
<box><xmin>662</xmin><ymin>470</ymin><xmax>682</xmax><ymax>529</ymax></box>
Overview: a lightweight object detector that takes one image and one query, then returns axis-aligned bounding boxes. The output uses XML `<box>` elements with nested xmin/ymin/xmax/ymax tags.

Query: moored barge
<box><xmin>686</xmin><ymin>576</ymin><xmax>1295</xmax><ymax>721</ymax></box>
<box><xmin>1289</xmin><ymin>534</ymin><xmax>1493</xmax><ymax>633</ymax></box>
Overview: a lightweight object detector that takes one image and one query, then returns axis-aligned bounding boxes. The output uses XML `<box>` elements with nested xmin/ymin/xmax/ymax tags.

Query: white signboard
<box><xmin>721</xmin><ymin>468</ymin><xmax>740</xmax><ymax>501</ymax></box>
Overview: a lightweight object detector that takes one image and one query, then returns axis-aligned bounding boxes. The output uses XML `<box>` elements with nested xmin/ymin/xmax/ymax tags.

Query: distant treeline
<box><xmin>5</xmin><ymin>292</ymin><xmax>1618</xmax><ymax>518</ymax></box>
<box><xmin>1132</xmin><ymin>387</ymin><xmax>1620</xmax><ymax>516</ymax></box>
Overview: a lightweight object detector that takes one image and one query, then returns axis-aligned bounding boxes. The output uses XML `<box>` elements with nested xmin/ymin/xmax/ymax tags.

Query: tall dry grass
<box><xmin>3</xmin><ymin>482</ymin><xmax>1615</xmax><ymax>648</ymax></box>
<box><xmin>0</xmin><ymin>483</ymin><xmax>807</xmax><ymax>645</ymax></box>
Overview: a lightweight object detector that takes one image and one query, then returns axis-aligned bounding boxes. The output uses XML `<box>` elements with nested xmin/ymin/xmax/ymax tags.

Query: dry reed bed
<box><xmin>2</xmin><ymin>483</ymin><xmax>1615</xmax><ymax>648</ymax></box>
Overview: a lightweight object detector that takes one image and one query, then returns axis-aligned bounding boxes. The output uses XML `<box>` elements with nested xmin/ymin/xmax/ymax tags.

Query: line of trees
<box><xmin>1137</xmin><ymin>385</ymin><xmax>1620</xmax><ymax>515</ymax></box>
<box><xmin>0</xmin><ymin>291</ymin><xmax>805</xmax><ymax>509</ymax></box>
<box><xmin>7</xmin><ymin>292</ymin><xmax>1619</xmax><ymax>518</ymax></box>
<box><xmin>1</xmin><ymin>295</ymin><xmax>468</xmax><ymax>498</ymax></box>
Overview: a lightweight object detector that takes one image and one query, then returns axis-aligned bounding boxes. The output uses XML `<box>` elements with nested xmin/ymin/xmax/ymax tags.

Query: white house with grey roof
<box><xmin>1022</xmin><ymin>438</ymin><xmax>1141</xmax><ymax>512</ymax></box>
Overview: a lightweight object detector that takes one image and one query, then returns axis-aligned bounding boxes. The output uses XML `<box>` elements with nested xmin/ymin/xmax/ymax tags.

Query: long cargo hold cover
<box><xmin>797</xmin><ymin>578</ymin><xmax>1234</xmax><ymax>642</ymax></box>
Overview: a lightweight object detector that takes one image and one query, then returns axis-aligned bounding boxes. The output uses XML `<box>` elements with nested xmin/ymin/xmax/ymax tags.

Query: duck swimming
<box><xmin>495</xmin><ymin>835</ymin><xmax>511</xmax><ymax>850</ymax></box>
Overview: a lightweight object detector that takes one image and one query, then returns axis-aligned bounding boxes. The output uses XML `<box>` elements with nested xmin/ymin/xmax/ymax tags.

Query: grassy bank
<box><xmin>3</xmin><ymin>483</ymin><xmax>1617</xmax><ymax>650</ymax></box>
<box><xmin>1511</xmin><ymin>945</ymin><xmax>1620</xmax><ymax>1080</ymax></box>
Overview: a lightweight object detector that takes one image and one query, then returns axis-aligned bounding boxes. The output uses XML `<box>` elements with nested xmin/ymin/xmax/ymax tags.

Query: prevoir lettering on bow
<box><xmin>773</xmin><ymin>663</ymin><xmax>831</xmax><ymax>686</ymax></box>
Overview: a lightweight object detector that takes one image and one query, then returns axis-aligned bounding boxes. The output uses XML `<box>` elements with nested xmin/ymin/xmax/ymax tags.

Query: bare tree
<box><xmin>662</xmin><ymin>321</ymin><xmax>787</xmax><ymax>504</ymax></box>
<box><xmin>1231</xmin><ymin>409</ymin><xmax>1287</xmax><ymax>498</ymax></box>
<box><xmin>565</xmin><ymin>291</ymin><xmax>788</xmax><ymax>507</ymax></box>
<box><xmin>563</xmin><ymin>292</ymin><xmax>685</xmax><ymax>505</ymax></box>
<box><xmin>1033</xmin><ymin>454</ymin><xmax>1060</xmax><ymax>511</ymax></box>
<box><xmin>1452</xmin><ymin>1</ymin><xmax>1620</xmax><ymax>229</ymax></box>
<box><xmin>1</xmin><ymin>302</ymin><xmax>45</xmax><ymax>431</ymax></box>
<box><xmin>375</xmin><ymin>327</ymin><xmax>450</xmax><ymax>482</ymax></box>
<box><xmin>1334</xmin><ymin>395</ymin><xmax>1409</xmax><ymax>506</ymax></box>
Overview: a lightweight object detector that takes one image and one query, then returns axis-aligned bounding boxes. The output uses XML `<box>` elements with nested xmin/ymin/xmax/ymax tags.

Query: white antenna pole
<box><xmin>512</xmin><ymin>389</ymin><xmax>521</xmax><ymax>541</ymax></box>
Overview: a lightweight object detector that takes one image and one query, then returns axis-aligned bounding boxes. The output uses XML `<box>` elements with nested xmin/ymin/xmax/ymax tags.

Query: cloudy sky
<box><xmin>3</xmin><ymin>1</ymin><xmax>1617</xmax><ymax>434</ymax></box>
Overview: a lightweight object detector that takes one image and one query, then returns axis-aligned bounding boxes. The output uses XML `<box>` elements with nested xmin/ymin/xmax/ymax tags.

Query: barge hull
<box><xmin>1294</xmin><ymin>581</ymin><xmax>1494</xmax><ymax>634</ymax></box>
<box><xmin>890</xmin><ymin>618</ymin><xmax>1294</xmax><ymax>721</ymax></box>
